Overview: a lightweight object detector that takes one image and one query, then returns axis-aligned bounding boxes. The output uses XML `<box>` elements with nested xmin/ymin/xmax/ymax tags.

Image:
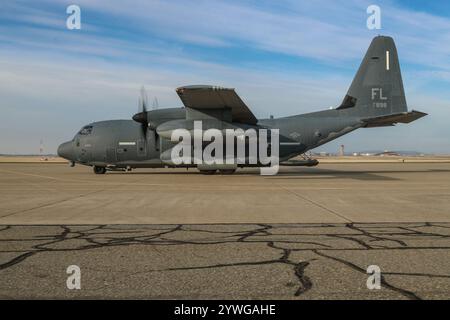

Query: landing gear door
<box><xmin>106</xmin><ymin>147</ymin><xmax>116</xmax><ymax>163</ymax></box>
<box><xmin>79</xmin><ymin>148</ymin><xmax>92</xmax><ymax>163</ymax></box>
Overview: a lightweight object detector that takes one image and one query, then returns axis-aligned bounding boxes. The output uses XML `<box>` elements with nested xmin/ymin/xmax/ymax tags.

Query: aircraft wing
<box><xmin>176</xmin><ymin>85</ymin><xmax>258</xmax><ymax>125</ymax></box>
<box><xmin>361</xmin><ymin>110</ymin><xmax>427</xmax><ymax>127</ymax></box>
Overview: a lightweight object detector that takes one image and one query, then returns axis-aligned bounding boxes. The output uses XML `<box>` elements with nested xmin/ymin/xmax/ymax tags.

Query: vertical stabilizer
<box><xmin>337</xmin><ymin>36</ymin><xmax>407</xmax><ymax>118</ymax></box>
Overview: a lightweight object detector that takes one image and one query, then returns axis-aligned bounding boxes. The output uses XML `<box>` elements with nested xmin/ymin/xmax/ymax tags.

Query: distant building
<box><xmin>375</xmin><ymin>151</ymin><xmax>400</xmax><ymax>156</ymax></box>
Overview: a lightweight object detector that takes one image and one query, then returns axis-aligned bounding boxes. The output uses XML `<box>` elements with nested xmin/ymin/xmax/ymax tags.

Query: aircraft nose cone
<box><xmin>57</xmin><ymin>141</ymin><xmax>74</xmax><ymax>160</ymax></box>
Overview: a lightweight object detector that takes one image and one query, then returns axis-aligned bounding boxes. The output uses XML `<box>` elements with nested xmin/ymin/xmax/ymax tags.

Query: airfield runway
<box><xmin>1</xmin><ymin>162</ymin><xmax>450</xmax><ymax>299</ymax></box>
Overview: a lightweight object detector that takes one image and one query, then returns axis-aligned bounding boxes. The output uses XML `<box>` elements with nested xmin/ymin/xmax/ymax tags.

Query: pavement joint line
<box><xmin>0</xmin><ymin>168</ymin><xmax>65</xmax><ymax>181</ymax></box>
<box><xmin>0</xmin><ymin>189</ymin><xmax>108</xmax><ymax>220</ymax></box>
<box><xmin>0</xmin><ymin>174</ymin><xmax>151</xmax><ymax>220</ymax></box>
<box><xmin>277</xmin><ymin>185</ymin><xmax>353</xmax><ymax>223</ymax></box>
<box><xmin>1</xmin><ymin>163</ymin><xmax>450</xmax><ymax>224</ymax></box>
<box><xmin>0</xmin><ymin>167</ymin><xmax>182</xmax><ymax>185</ymax></box>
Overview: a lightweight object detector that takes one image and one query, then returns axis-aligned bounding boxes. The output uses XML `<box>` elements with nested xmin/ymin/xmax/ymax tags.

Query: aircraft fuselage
<box><xmin>57</xmin><ymin>108</ymin><xmax>362</xmax><ymax>170</ymax></box>
<box><xmin>57</xmin><ymin>36</ymin><xmax>427</xmax><ymax>174</ymax></box>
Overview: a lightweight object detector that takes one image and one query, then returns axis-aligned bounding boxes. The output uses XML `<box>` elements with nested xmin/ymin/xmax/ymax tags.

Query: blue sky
<box><xmin>1</xmin><ymin>0</ymin><xmax>450</xmax><ymax>154</ymax></box>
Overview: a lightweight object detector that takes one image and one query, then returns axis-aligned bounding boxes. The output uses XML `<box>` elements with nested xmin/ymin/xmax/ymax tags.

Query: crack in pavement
<box><xmin>312</xmin><ymin>249</ymin><xmax>421</xmax><ymax>300</ymax></box>
<box><xmin>0</xmin><ymin>223</ymin><xmax>449</xmax><ymax>299</ymax></box>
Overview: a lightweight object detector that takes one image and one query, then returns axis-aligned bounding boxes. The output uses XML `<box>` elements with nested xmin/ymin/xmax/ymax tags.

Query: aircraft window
<box><xmin>78</xmin><ymin>125</ymin><xmax>93</xmax><ymax>135</ymax></box>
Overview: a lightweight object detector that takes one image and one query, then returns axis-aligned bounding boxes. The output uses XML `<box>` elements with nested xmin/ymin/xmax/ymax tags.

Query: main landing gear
<box><xmin>280</xmin><ymin>152</ymin><xmax>319</xmax><ymax>167</ymax></box>
<box><xmin>219</xmin><ymin>169</ymin><xmax>236</xmax><ymax>174</ymax></box>
<box><xmin>199</xmin><ymin>169</ymin><xmax>237</xmax><ymax>175</ymax></box>
<box><xmin>93</xmin><ymin>166</ymin><xmax>107</xmax><ymax>174</ymax></box>
<box><xmin>199</xmin><ymin>169</ymin><xmax>217</xmax><ymax>175</ymax></box>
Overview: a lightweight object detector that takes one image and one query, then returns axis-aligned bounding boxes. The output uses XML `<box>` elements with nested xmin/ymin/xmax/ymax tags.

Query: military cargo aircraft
<box><xmin>57</xmin><ymin>36</ymin><xmax>426</xmax><ymax>174</ymax></box>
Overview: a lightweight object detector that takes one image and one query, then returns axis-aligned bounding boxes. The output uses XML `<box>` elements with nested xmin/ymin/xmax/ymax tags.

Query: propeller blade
<box><xmin>141</xmin><ymin>123</ymin><xmax>148</xmax><ymax>140</ymax></box>
<box><xmin>152</xmin><ymin>97</ymin><xmax>159</xmax><ymax>110</ymax></box>
<box><xmin>138</xmin><ymin>96</ymin><xmax>142</xmax><ymax>113</ymax></box>
<box><xmin>140</xmin><ymin>86</ymin><xmax>148</xmax><ymax>112</ymax></box>
<box><xmin>132</xmin><ymin>86</ymin><xmax>150</xmax><ymax>140</ymax></box>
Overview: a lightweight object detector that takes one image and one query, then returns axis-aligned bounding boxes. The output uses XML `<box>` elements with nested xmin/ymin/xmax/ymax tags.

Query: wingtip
<box><xmin>411</xmin><ymin>110</ymin><xmax>428</xmax><ymax>117</ymax></box>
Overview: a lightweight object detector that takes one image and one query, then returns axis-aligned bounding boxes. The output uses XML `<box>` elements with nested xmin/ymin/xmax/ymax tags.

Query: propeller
<box><xmin>132</xmin><ymin>86</ymin><xmax>150</xmax><ymax>139</ymax></box>
<box><xmin>133</xmin><ymin>86</ymin><xmax>148</xmax><ymax>121</ymax></box>
<box><xmin>132</xmin><ymin>86</ymin><xmax>159</xmax><ymax>148</ymax></box>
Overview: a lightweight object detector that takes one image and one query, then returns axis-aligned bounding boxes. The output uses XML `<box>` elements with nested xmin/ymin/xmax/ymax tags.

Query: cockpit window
<box><xmin>78</xmin><ymin>125</ymin><xmax>93</xmax><ymax>135</ymax></box>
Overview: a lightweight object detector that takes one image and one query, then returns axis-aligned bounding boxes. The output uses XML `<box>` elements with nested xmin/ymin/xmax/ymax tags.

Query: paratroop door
<box><xmin>137</xmin><ymin>139</ymin><xmax>147</xmax><ymax>157</ymax></box>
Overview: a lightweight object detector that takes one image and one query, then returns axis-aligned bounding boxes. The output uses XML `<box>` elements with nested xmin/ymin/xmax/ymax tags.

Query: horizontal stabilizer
<box><xmin>361</xmin><ymin>110</ymin><xmax>427</xmax><ymax>128</ymax></box>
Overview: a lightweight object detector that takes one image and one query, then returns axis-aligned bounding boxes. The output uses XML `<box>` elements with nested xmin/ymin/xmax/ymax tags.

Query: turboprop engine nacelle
<box><xmin>156</xmin><ymin>119</ymin><xmax>261</xmax><ymax>140</ymax></box>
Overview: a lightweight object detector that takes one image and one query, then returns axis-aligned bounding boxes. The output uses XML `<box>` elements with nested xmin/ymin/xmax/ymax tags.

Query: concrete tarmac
<box><xmin>1</xmin><ymin>162</ymin><xmax>450</xmax><ymax>224</ymax></box>
<box><xmin>1</xmin><ymin>163</ymin><xmax>450</xmax><ymax>299</ymax></box>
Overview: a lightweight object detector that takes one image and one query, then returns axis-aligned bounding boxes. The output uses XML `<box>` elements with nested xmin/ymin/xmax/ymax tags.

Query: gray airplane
<box><xmin>58</xmin><ymin>36</ymin><xmax>426</xmax><ymax>174</ymax></box>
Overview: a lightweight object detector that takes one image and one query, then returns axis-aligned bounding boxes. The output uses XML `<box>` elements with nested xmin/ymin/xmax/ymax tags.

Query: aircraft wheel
<box><xmin>93</xmin><ymin>166</ymin><xmax>106</xmax><ymax>174</ymax></box>
<box><xmin>199</xmin><ymin>169</ymin><xmax>217</xmax><ymax>175</ymax></box>
<box><xmin>218</xmin><ymin>169</ymin><xmax>236</xmax><ymax>175</ymax></box>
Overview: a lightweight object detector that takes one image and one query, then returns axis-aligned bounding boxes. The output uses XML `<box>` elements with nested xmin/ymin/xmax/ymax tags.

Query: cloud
<box><xmin>1</xmin><ymin>0</ymin><xmax>450</xmax><ymax>154</ymax></box>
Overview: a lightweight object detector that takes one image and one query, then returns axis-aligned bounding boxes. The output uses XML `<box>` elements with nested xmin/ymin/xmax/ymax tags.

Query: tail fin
<box><xmin>337</xmin><ymin>36</ymin><xmax>407</xmax><ymax>118</ymax></box>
